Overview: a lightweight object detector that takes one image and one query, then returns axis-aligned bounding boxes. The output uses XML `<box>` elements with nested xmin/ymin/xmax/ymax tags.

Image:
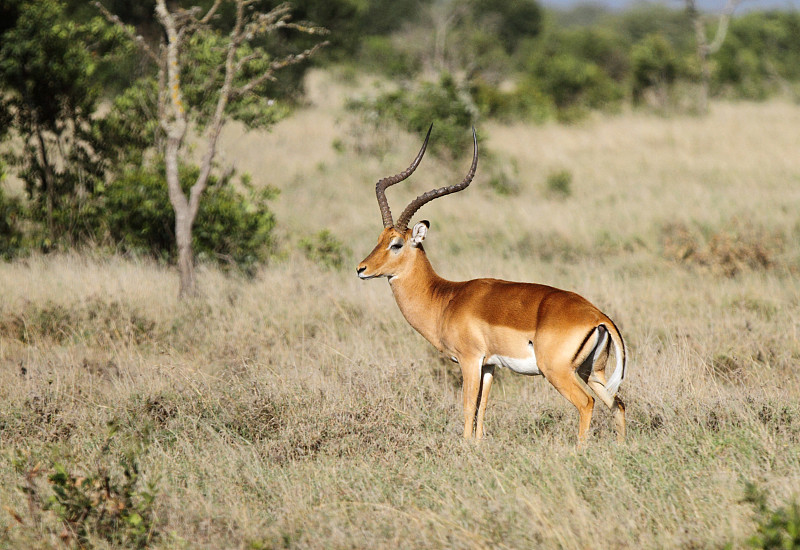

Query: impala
<box><xmin>357</xmin><ymin>126</ymin><xmax>627</xmax><ymax>444</ymax></box>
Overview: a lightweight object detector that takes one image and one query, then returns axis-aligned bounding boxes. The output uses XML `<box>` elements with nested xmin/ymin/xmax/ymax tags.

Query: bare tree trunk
<box><xmin>164</xmin><ymin>132</ymin><xmax>196</xmax><ymax>298</ymax></box>
<box><xmin>157</xmin><ymin>0</ymin><xmax>196</xmax><ymax>298</ymax></box>
<box><xmin>102</xmin><ymin>0</ymin><xmax>326</xmax><ymax>299</ymax></box>
<box><xmin>35</xmin><ymin>126</ymin><xmax>55</xmax><ymax>241</ymax></box>
<box><xmin>686</xmin><ymin>0</ymin><xmax>739</xmax><ymax>114</ymax></box>
<box><xmin>175</xmin><ymin>212</ymin><xmax>195</xmax><ymax>299</ymax></box>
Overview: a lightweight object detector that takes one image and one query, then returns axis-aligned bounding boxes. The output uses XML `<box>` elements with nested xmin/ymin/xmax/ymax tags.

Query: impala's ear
<box><xmin>411</xmin><ymin>221</ymin><xmax>429</xmax><ymax>246</ymax></box>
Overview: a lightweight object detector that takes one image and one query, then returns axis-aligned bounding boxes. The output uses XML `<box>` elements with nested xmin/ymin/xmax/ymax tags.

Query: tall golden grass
<box><xmin>2</xmin><ymin>70</ymin><xmax>800</xmax><ymax>548</ymax></box>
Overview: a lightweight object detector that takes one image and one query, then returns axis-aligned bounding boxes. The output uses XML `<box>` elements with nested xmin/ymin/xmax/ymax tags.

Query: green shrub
<box><xmin>532</xmin><ymin>53</ymin><xmax>623</xmax><ymax>121</ymax></box>
<box><xmin>470</xmin><ymin>77</ymin><xmax>553</xmax><ymax>123</ymax></box>
<box><xmin>93</xmin><ymin>164</ymin><xmax>278</xmax><ymax>273</ymax></box>
<box><xmin>631</xmin><ymin>33</ymin><xmax>680</xmax><ymax>105</ymax></box>
<box><xmin>546</xmin><ymin>169</ymin><xmax>573</xmax><ymax>198</ymax></box>
<box><xmin>300</xmin><ymin>229</ymin><xmax>351</xmax><ymax>270</ymax></box>
<box><xmin>0</xmin><ymin>186</ymin><xmax>26</xmax><ymax>259</ymax></box>
<box><xmin>359</xmin><ymin>35</ymin><xmax>421</xmax><ymax>78</ymax></box>
<box><xmin>348</xmin><ymin>73</ymin><xmax>478</xmax><ymax>158</ymax></box>
<box><xmin>486</xmin><ymin>156</ymin><xmax>522</xmax><ymax>196</ymax></box>
<box><xmin>12</xmin><ymin>427</ymin><xmax>159</xmax><ymax>549</ymax></box>
<box><xmin>743</xmin><ymin>482</ymin><xmax>800</xmax><ymax>549</ymax></box>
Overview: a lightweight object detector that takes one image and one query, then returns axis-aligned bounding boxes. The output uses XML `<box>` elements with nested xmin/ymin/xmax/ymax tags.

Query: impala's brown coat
<box><xmin>357</xmin><ymin>129</ymin><xmax>626</xmax><ymax>444</ymax></box>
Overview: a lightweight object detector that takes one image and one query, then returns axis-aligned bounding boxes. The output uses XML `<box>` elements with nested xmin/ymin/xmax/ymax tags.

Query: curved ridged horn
<box><xmin>395</xmin><ymin>127</ymin><xmax>478</xmax><ymax>233</ymax></box>
<box><xmin>375</xmin><ymin>124</ymin><xmax>433</xmax><ymax>228</ymax></box>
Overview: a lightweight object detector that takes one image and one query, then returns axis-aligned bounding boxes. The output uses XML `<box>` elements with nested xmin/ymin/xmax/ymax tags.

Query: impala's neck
<box><xmin>388</xmin><ymin>249</ymin><xmax>455</xmax><ymax>350</ymax></box>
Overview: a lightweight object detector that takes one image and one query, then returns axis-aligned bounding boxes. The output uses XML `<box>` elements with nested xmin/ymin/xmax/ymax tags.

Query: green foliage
<box><xmin>359</xmin><ymin>35</ymin><xmax>422</xmax><ymax>79</ymax></box>
<box><xmin>715</xmin><ymin>12</ymin><xmax>800</xmax><ymax>99</ymax></box>
<box><xmin>471</xmin><ymin>0</ymin><xmax>544</xmax><ymax>53</ymax></box>
<box><xmin>470</xmin><ymin>76</ymin><xmax>553</xmax><ymax>122</ymax></box>
<box><xmin>92</xmin><ymin>78</ymin><xmax>161</xmax><ymax>170</ymax></box>
<box><xmin>631</xmin><ymin>33</ymin><xmax>681</xmax><ymax>105</ymax></box>
<box><xmin>349</xmin><ymin>74</ymin><xmax>477</xmax><ymax>158</ymax></box>
<box><xmin>300</xmin><ymin>229</ymin><xmax>351</xmax><ymax>270</ymax></box>
<box><xmin>743</xmin><ymin>482</ymin><xmax>800</xmax><ymax>549</ymax></box>
<box><xmin>545</xmin><ymin>169</ymin><xmax>573</xmax><ymax>198</ymax></box>
<box><xmin>12</xmin><ymin>427</ymin><xmax>159</xmax><ymax>549</ymax></box>
<box><xmin>0</xmin><ymin>0</ymin><xmax>129</xmax><ymax>243</ymax></box>
<box><xmin>0</xmin><ymin>187</ymin><xmax>26</xmax><ymax>260</ymax></box>
<box><xmin>92</xmin><ymin>164</ymin><xmax>278</xmax><ymax>273</ymax></box>
<box><xmin>531</xmin><ymin>52</ymin><xmax>622</xmax><ymax>120</ymax></box>
<box><xmin>614</xmin><ymin>3</ymin><xmax>694</xmax><ymax>49</ymax></box>
<box><xmin>180</xmin><ymin>29</ymin><xmax>290</xmax><ymax>131</ymax></box>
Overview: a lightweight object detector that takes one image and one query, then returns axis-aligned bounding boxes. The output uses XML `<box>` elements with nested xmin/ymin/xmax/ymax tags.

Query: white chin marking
<box><xmin>486</xmin><ymin>342</ymin><xmax>540</xmax><ymax>376</ymax></box>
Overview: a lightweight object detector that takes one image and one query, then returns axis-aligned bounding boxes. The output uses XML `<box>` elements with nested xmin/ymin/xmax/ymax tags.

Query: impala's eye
<box><xmin>390</xmin><ymin>242</ymin><xmax>403</xmax><ymax>251</ymax></box>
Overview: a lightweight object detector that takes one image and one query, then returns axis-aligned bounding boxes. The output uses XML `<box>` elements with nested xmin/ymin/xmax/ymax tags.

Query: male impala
<box><xmin>357</xmin><ymin>127</ymin><xmax>627</xmax><ymax>444</ymax></box>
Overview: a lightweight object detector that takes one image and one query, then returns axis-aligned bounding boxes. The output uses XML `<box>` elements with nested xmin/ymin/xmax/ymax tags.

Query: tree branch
<box><xmin>199</xmin><ymin>0</ymin><xmax>224</xmax><ymax>24</ymax></box>
<box><xmin>707</xmin><ymin>0</ymin><xmax>741</xmax><ymax>54</ymax></box>
<box><xmin>189</xmin><ymin>0</ymin><xmax>247</xmax><ymax>220</ymax></box>
<box><xmin>233</xmin><ymin>40</ymin><xmax>329</xmax><ymax>98</ymax></box>
<box><xmin>94</xmin><ymin>1</ymin><xmax>159</xmax><ymax>63</ymax></box>
<box><xmin>155</xmin><ymin>0</ymin><xmax>188</xmax><ymax>140</ymax></box>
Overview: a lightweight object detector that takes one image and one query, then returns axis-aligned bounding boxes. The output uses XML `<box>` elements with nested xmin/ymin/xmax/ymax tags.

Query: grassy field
<box><xmin>2</xmin><ymin>70</ymin><xmax>800</xmax><ymax>548</ymax></box>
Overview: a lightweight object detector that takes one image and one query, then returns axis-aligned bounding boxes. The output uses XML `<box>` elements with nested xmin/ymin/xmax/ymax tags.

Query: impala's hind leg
<box><xmin>582</xmin><ymin>329</ymin><xmax>626</xmax><ymax>442</ymax></box>
<box><xmin>549</xmin><ymin>367</ymin><xmax>595</xmax><ymax>446</ymax></box>
<box><xmin>587</xmin><ymin>374</ymin><xmax>626</xmax><ymax>443</ymax></box>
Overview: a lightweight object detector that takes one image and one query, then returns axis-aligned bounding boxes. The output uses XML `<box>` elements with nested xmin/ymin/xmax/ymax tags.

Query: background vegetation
<box><xmin>2</xmin><ymin>0</ymin><xmax>800</xmax><ymax>548</ymax></box>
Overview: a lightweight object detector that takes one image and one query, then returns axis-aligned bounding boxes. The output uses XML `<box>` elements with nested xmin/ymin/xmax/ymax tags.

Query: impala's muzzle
<box><xmin>356</xmin><ymin>265</ymin><xmax>374</xmax><ymax>280</ymax></box>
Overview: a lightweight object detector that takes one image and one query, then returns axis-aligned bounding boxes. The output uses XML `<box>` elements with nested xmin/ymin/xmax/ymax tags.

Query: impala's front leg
<box><xmin>475</xmin><ymin>365</ymin><xmax>495</xmax><ymax>440</ymax></box>
<box><xmin>460</xmin><ymin>356</ymin><xmax>482</xmax><ymax>439</ymax></box>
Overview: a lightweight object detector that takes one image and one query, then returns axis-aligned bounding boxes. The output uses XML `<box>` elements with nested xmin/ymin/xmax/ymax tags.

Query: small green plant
<box><xmin>300</xmin><ymin>229</ymin><xmax>351</xmax><ymax>270</ymax></box>
<box><xmin>487</xmin><ymin>158</ymin><xmax>521</xmax><ymax>196</ymax></box>
<box><xmin>11</xmin><ymin>426</ymin><xmax>159</xmax><ymax>549</ymax></box>
<box><xmin>488</xmin><ymin>172</ymin><xmax>520</xmax><ymax>196</ymax></box>
<box><xmin>546</xmin><ymin>169</ymin><xmax>573</xmax><ymax>198</ymax></box>
<box><xmin>743</xmin><ymin>482</ymin><xmax>800</xmax><ymax>549</ymax></box>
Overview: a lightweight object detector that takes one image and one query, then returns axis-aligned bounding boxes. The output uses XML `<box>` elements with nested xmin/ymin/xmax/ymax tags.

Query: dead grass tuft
<box><xmin>660</xmin><ymin>218</ymin><xmax>785</xmax><ymax>276</ymax></box>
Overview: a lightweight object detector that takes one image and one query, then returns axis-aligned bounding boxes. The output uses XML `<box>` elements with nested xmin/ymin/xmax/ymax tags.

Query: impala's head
<box><xmin>357</xmin><ymin>125</ymin><xmax>478</xmax><ymax>281</ymax></box>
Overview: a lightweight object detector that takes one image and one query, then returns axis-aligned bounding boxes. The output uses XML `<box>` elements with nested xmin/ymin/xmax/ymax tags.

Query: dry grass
<box><xmin>3</xmin><ymin>71</ymin><xmax>800</xmax><ymax>548</ymax></box>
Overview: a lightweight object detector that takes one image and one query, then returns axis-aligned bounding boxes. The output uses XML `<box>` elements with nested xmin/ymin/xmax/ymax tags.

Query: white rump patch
<box><xmin>486</xmin><ymin>342</ymin><xmax>540</xmax><ymax>376</ymax></box>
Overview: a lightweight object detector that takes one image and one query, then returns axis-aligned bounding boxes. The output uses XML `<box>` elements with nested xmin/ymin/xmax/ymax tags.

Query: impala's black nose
<box><xmin>357</xmin><ymin>266</ymin><xmax>366</xmax><ymax>275</ymax></box>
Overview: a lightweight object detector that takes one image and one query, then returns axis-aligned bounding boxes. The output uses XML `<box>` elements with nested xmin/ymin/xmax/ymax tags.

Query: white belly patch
<box><xmin>486</xmin><ymin>342</ymin><xmax>541</xmax><ymax>376</ymax></box>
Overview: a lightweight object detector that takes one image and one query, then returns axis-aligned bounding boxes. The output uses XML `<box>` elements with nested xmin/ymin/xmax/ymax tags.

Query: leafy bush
<box><xmin>470</xmin><ymin>76</ymin><xmax>553</xmax><ymax>123</ymax></box>
<box><xmin>546</xmin><ymin>169</ymin><xmax>573</xmax><ymax>198</ymax></box>
<box><xmin>0</xmin><ymin>186</ymin><xmax>26</xmax><ymax>259</ymax></box>
<box><xmin>92</xmin><ymin>164</ymin><xmax>278</xmax><ymax>273</ymax></box>
<box><xmin>471</xmin><ymin>0</ymin><xmax>544</xmax><ymax>54</ymax></box>
<box><xmin>631</xmin><ymin>33</ymin><xmax>681</xmax><ymax>106</ymax></box>
<box><xmin>300</xmin><ymin>229</ymin><xmax>351</xmax><ymax>270</ymax></box>
<box><xmin>359</xmin><ymin>35</ymin><xmax>421</xmax><ymax>79</ymax></box>
<box><xmin>12</xmin><ymin>427</ymin><xmax>159</xmax><ymax>549</ymax></box>
<box><xmin>743</xmin><ymin>482</ymin><xmax>800</xmax><ymax>549</ymax></box>
<box><xmin>531</xmin><ymin>52</ymin><xmax>623</xmax><ymax>121</ymax></box>
<box><xmin>715</xmin><ymin>12</ymin><xmax>800</xmax><ymax>99</ymax></box>
<box><xmin>348</xmin><ymin>73</ymin><xmax>478</xmax><ymax>158</ymax></box>
<box><xmin>486</xmin><ymin>156</ymin><xmax>521</xmax><ymax>196</ymax></box>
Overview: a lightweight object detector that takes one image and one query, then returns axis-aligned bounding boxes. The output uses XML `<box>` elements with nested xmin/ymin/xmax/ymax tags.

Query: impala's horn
<box><xmin>395</xmin><ymin>127</ymin><xmax>478</xmax><ymax>233</ymax></box>
<box><xmin>375</xmin><ymin>124</ymin><xmax>433</xmax><ymax>228</ymax></box>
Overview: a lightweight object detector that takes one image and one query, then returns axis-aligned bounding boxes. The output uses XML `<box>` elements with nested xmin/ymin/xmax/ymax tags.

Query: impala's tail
<box><xmin>603</xmin><ymin>320</ymin><xmax>626</xmax><ymax>396</ymax></box>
